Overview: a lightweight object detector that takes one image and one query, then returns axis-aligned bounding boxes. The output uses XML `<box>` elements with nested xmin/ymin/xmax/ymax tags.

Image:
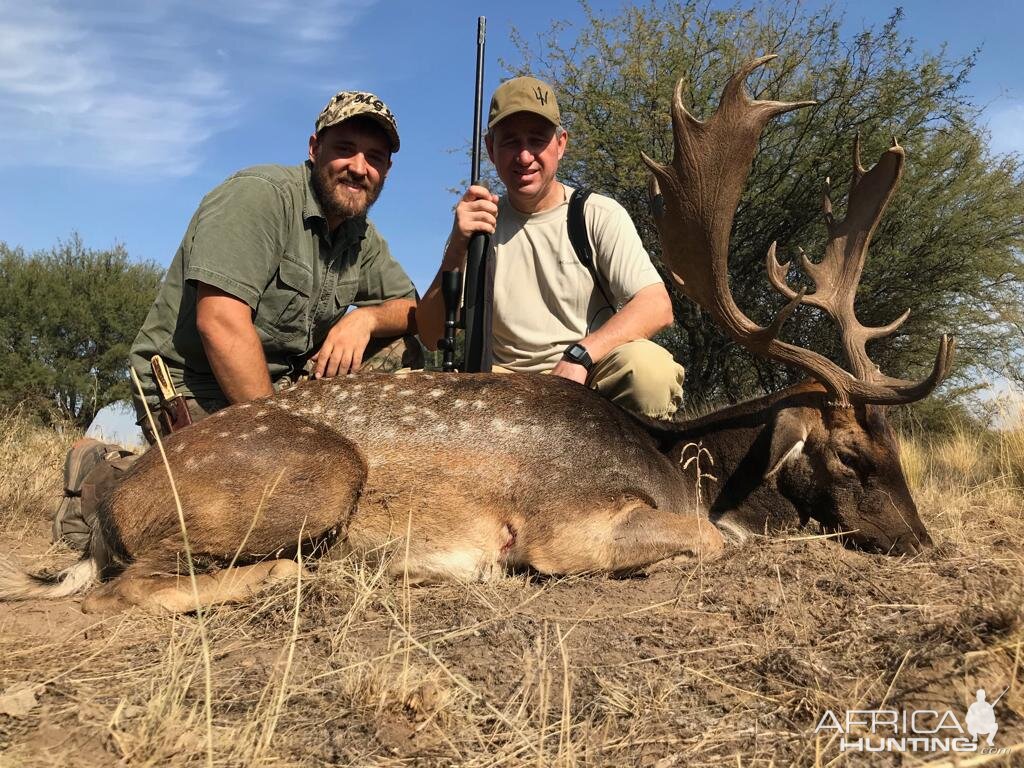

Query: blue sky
<box><xmin>1</xmin><ymin>0</ymin><xmax>1021</xmax><ymax>440</ymax></box>
<box><xmin>2</xmin><ymin>0</ymin><xmax>1022</xmax><ymax>296</ymax></box>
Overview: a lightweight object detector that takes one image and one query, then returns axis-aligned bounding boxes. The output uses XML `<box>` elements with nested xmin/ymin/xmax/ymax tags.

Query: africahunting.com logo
<box><xmin>814</xmin><ymin>687</ymin><xmax>1009</xmax><ymax>754</ymax></box>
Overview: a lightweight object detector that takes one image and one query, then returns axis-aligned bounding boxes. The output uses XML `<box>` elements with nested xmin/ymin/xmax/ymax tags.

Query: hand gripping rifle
<box><xmin>441</xmin><ymin>16</ymin><xmax>492</xmax><ymax>373</ymax></box>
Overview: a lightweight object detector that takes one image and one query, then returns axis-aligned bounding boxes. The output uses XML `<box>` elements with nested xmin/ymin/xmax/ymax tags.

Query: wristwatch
<box><xmin>562</xmin><ymin>342</ymin><xmax>594</xmax><ymax>371</ymax></box>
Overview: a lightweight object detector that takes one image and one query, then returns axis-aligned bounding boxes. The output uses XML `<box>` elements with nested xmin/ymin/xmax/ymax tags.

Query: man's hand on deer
<box><xmin>550</xmin><ymin>358</ymin><xmax>589</xmax><ymax>385</ymax></box>
<box><xmin>312</xmin><ymin>308</ymin><xmax>375</xmax><ymax>378</ymax></box>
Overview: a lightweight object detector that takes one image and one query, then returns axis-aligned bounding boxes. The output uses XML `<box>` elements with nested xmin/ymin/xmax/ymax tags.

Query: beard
<box><xmin>311</xmin><ymin>162</ymin><xmax>384</xmax><ymax>222</ymax></box>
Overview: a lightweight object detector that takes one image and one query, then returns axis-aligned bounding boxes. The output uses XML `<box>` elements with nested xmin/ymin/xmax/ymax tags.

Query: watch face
<box><xmin>564</xmin><ymin>343</ymin><xmax>591</xmax><ymax>368</ymax></box>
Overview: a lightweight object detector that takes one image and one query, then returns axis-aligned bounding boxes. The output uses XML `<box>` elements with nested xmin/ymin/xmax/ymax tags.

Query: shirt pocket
<box><xmin>257</xmin><ymin>256</ymin><xmax>314</xmax><ymax>342</ymax></box>
<box><xmin>333</xmin><ymin>278</ymin><xmax>359</xmax><ymax>315</ymax></box>
<box><xmin>310</xmin><ymin>278</ymin><xmax>359</xmax><ymax>348</ymax></box>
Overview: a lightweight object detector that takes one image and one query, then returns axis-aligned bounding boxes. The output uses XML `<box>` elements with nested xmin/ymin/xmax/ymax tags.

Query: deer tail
<box><xmin>0</xmin><ymin>555</ymin><xmax>99</xmax><ymax>601</ymax></box>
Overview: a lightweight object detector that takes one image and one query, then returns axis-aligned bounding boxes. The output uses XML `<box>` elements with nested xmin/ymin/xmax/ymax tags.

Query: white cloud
<box><xmin>206</xmin><ymin>0</ymin><xmax>377</xmax><ymax>47</ymax></box>
<box><xmin>0</xmin><ymin>0</ymin><xmax>375</xmax><ymax>177</ymax></box>
<box><xmin>986</xmin><ymin>102</ymin><xmax>1024</xmax><ymax>157</ymax></box>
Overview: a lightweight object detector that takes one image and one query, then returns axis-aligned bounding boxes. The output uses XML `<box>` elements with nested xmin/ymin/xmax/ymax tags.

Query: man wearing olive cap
<box><xmin>53</xmin><ymin>91</ymin><xmax>419</xmax><ymax>550</ymax></box>
<box><xmin>128</xmin><ymin>90</ymin><xmax>419</xmax><ymax>436</ymax></box>
<box><xmin>418</xmin><ymin>76</ymin><xmax>683</xmax><ymax>419</ymax></box>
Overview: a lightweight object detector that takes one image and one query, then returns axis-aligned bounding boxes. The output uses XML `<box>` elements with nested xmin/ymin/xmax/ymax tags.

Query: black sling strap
<box><xmin>566</xmin><ymin>188</ymin><xmax>617</xmax><ymax>316</ymax></box>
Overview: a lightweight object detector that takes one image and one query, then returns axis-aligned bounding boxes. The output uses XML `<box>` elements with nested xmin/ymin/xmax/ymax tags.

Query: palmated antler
<box><xmin>643</xmin><ymin>55</ymin><xmax>954</xmax><ymax>407</ymax></box>
<box><xmin>765</xmin><ymin>135</ymin><xmax>955</xmax><ymax>403</ymax></box>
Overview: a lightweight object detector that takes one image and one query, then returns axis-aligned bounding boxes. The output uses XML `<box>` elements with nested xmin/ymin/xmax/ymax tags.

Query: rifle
<box><xmin>438</xmin><ymin>270</ymin><xmax>461</xmax><ymax>371</ymax></box>
<box><xmin>457</xmin><ymin>15</ymin><xmax>492</xmax><ymax>373</ymax></box>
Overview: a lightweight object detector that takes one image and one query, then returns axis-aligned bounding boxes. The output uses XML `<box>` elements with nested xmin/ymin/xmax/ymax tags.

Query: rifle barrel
<box><xmin>463</xmin><ymin>15</ymin><xmax>492</xmax><ymax>373</ymax></box>
<box><xmin>471</xmin><ymin>16</ymin><xmax>486</xmax><ymax>184</ymax></box>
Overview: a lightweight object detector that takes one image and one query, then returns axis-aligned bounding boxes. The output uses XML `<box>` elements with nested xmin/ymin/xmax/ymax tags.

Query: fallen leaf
<box><xmin>0</xmin><ymin>683</ymin><xmax>44</xmax><ymax>718</ymax></box>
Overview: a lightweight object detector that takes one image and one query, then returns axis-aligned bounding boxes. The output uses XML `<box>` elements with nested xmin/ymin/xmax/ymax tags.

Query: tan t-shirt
<box><xmin>490</xmin><ymin>185</ymin><xmax>662</xmax><ymax>372</ymax></box>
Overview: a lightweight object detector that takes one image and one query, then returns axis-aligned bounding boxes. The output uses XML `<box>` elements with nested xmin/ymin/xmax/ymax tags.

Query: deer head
<box><xmin>644</xmin><ymin>55</ymin><xmax>953</xmax><ymax>554</ymax></box>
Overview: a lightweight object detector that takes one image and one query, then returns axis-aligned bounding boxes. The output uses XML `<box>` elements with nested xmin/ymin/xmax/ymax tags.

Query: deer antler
<box><xmin>766</xmin><ymin>135</ymin><xmax>955</xmax><ymax>403</ymax></box>
<box><xmin>644</xmin><ymin>55</ymin><xmax>954</xmax><ymax>407</ymax></box>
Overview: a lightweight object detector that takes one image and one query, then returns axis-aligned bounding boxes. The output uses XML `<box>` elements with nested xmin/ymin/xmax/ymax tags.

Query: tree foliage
<box><xmin>0</xmin><ymin>236</ymin><xmax>164</xmax><ymax>428</ymax></box>
<box><xmin>509</xmin><ymin>0</ymin><xmax>1024</xmax><ymax>403</ymax></box>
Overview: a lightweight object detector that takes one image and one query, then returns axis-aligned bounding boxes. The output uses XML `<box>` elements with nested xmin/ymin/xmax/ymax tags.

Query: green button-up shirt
<box><xmin>130</xmin><ymin>162</ymin><xmax>416</xmax><ymax>406</ymax></box>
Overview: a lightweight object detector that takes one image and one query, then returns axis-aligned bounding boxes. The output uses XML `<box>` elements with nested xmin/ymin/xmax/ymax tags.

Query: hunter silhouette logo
<box><xmin>966</xmin><ymin>688</ymin><xmax>1003</xmax><ymax>746</ymax></box>
<box><xmin>814</xmin><ymin>685</ymin><xmax>1009</xmax><ymax>754</ymax></box>
<box><xmin>533</xmin><ymin>86</ymin><xmax>549</xmax><ymax>106</ymax></box>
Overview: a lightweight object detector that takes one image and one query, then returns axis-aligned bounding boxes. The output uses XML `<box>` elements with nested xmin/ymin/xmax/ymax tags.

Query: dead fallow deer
<box><xmin>642</xmin><ymin>55</ymin><xmax>952</xmax><ymax>552</ymax></box>
<box><xmin>0</xmin><ymin>55</ymin><xmax>952</xmax><ymax>614</ymax></box>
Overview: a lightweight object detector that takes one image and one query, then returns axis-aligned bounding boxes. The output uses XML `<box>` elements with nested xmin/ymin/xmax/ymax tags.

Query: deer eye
<box><xmin>835</xmin><ymin>447</ymin><xmax>858</xmax><ymax>466</ymax></box>
<box><xmin>837</xmin><ymin>447</ymin><xmax>874</xmax><ymax>474</ymax></box>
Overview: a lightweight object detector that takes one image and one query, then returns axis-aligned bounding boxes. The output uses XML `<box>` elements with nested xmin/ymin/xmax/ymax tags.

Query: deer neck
<box><xmin>649</xmin><ymin>381</ymin><xmax>829</xmax><ymax>531</ymax></box>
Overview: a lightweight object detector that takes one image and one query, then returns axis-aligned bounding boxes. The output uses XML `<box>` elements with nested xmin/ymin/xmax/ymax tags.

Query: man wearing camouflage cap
<box><xmin>53</xmin><ymin>91</ymin><xmax>419</xmax><ymax>550</ymax></box>
<box><xmin>128</xmin><ymin>89</ymin><xmax>418</xmax><ymax>430</ymax></box>
<box><xmin>417</xmin><ymin>76</ymin><xmax>683</xmax><ymax>419</ymax></box>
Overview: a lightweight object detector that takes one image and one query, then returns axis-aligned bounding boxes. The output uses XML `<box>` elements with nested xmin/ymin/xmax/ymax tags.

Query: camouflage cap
<box><xmin>487</xmin><ymin>76</ymin><xmax>560</xmax><ymax>131</ymax></box>
<box><xmin>315</xmin><ymin>91</ymin><xmax>400</xmax><ymax>152</ymax></box>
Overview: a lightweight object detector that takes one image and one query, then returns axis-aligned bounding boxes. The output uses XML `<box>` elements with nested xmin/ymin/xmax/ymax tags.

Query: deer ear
<box><xmin>765</xmin><ymin>410</ymin><xmax>809</xmax><ymax>479</ymax></box>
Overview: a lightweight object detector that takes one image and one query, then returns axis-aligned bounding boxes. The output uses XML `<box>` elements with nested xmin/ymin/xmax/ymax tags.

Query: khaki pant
<box><xmin>590</xmin><ymin>340</ymin><xmax>684</xmax><ymax>419</ymax></box>
<box><xmin>496</xmin><ymin>340</ymin><xmax>684</xmax><ymax>420</ymax></box>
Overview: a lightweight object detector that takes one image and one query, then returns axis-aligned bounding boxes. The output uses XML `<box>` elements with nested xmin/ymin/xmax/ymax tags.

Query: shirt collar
<box><xmin>302</xmin><ymin>161</ymin><xmax>327</xmax><ymax>229</ymax></box>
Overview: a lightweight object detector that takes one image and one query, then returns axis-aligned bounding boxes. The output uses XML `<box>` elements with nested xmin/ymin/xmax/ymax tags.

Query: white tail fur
<box><xmin>0</xmin><ymin>556</ymin><xmax>98</xmax><ymax>600</ymax></box>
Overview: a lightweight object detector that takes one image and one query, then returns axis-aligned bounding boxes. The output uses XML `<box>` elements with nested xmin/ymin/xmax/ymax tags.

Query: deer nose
<box><xmin>892</xmin><ymin>529</ymin><xmax>933</xmax><ymax>556</ymax></box>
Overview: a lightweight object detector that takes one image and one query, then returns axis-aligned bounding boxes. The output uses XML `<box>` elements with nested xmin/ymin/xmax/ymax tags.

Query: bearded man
<box><xmin>53</xmin><ymin>91</ymin><xmax>419</xmax><ymax>549</ymax></box>
<box><xmin>129</xmin><ymin>90</ymin><xmax>418</xmax><ymax>436</ymax></box>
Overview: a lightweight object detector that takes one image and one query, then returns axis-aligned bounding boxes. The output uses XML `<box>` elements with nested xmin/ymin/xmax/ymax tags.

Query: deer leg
<box><xmin>107</xmin><ymin>411</ymin><xmax>369</xmax><ymax>562</ymax></box>
<box><xmin>82</xmin><ymin>558</ymin><xmax>304</xmax><ymax>615</ymax></box>
<box><xmin>522</xmin><ymin>499</ymin><xmax>724</xmax><ymax>576</ymax></box>
<box><xmin>347</xmin><ymin>490</ymin><xmax>517</xmax><ymax>584</ymax></box>
<box><xmin>88</xmin><ymin>423</ymin><xmax>369</xmax><ymax>615</ymax></box>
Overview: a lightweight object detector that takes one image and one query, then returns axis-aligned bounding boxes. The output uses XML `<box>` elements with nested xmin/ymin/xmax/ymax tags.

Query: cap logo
<box><xmin>351</xmin><ymin>93</ymin><xmax>394</xmax><ymax>120</ymax></box>
<box><xmin>487</xmin><ymin>76</ymin><xmax>560</xmax><ymax>131</ymax></box>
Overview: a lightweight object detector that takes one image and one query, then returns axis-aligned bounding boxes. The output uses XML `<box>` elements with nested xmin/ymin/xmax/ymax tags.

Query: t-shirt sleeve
<box><xmin>352</xmin><ymin>222</ymin><xmax>418</xmax><ymax>306</ymax></box>
<box><xmin>588</xmin><ymin>195</ymin><xmax>663</xmax><ymax>304</ymax></box>
<box><xmin>183</xmin><ymin>176</ymin><xmax>287</xmax><ymax>309</ymax></box>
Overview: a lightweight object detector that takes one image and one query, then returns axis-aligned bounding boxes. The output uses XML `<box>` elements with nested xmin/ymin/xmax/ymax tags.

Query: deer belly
<box><xmin>345</xmin><ymin>501</ymin><xmax>519</xmax><ymax>584</ymax></box>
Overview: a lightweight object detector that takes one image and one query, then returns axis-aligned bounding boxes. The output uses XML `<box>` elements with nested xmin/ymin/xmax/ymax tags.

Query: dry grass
<box><xmin>899</xmin><ymin>398</ymin><xmax>1024</xmax><ymax>497</ymax></box>
<box><xmin>0</xmin><ymin>407</ymin><xmax>1022</xmax><ymax>766</ymax></box>
<box><xmin>0</xmin><ymin>407</ymin><xmax>77</xmax><ymax>536</ymax></box>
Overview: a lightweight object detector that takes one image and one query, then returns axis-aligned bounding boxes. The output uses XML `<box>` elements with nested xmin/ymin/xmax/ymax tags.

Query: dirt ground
<box><xmin>1</xmin><ymin>447</ymin><xmax>1022</xmax><ymax>766</ymax></box>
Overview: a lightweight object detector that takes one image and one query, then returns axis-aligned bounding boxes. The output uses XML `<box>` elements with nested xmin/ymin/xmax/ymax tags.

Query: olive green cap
<box><xmin>487</xmin><ymin>76</ymin><xmax>560</xmax><ymax>131</ymax></box>
<box><xmin>315</xmin><ymin>90</ymin><xmax>400</xmax><ymax>152</ymax></box>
